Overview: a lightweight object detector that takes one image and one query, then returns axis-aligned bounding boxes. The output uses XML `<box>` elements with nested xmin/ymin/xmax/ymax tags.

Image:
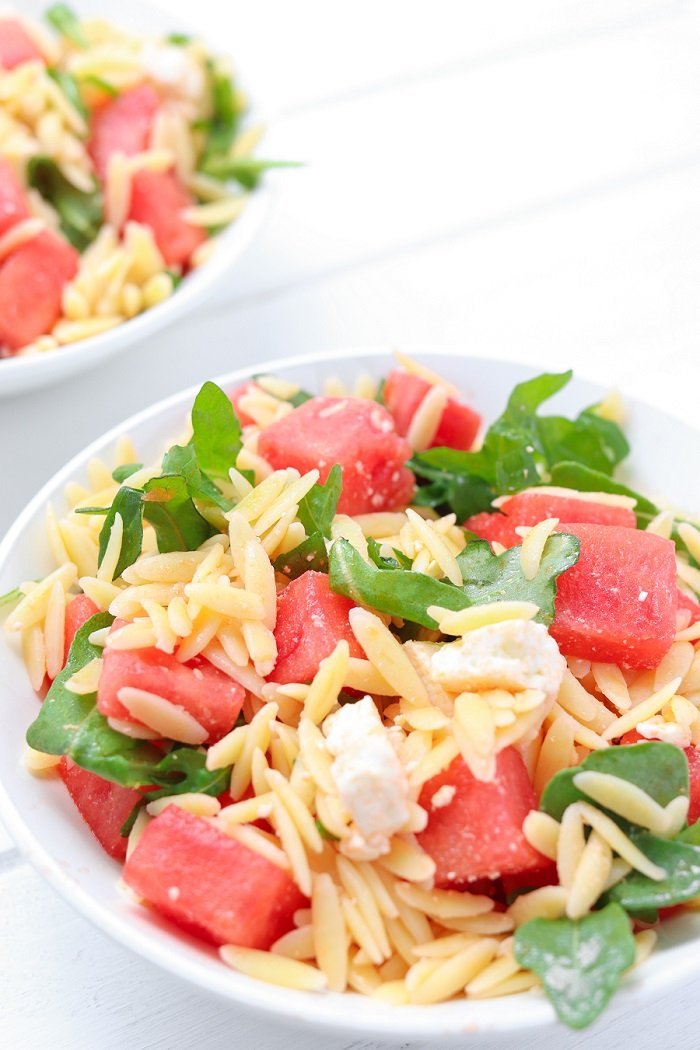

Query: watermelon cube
<box><xmin>0</xmin><ymin>18</ymin><xmax>44</xmax><ymax>70</ymax></box>
<box><xmin>464</xmin><ymin>511</ymin><xmax>521</xmax><ymax>549</ymax></box>
<box><xmin>64</xmin><ymin>595</ymin><xmax>100</xmax><ymax>658</ymax></box>
<box><xmin>551</xmin><ymin>523</ymin><xmax>677</xmax><ymax>669</ymax></box>
<box><xmin>677</xmin><ymin>589</ymin><xmax>700</xmax><ymax>626</ymax></box>
<box><xmin>270</xmin><ymin>570</ymin><xmax>365</xmax><ymax>684</ymax></box>
<box><xmin>123</xmin><ymin>804</ymin><xmax>306</xmax><ymax>947</ymax></box>
<box><xmin>383</xmin><ymin>369</ymin><xmax>482</xmax><ymax>451</ymax></box>
<box><xmin>0</xmin><ymin>157</ymin><xmax>30</xmax><ymax>237</ymax></box>
<box><xmin>258</xmin><ymin>397</ymin><xmax>415</xmax><ymax>515</ymax></box>
<box><xmin>499</xmin><ymin>490</ymin><xmax>637</xmax><ymax>530</ymax></box>
<box><xmin>97</xmin><ymin>634</ymin><xmax>245</xmax><ymax>742</ymax></box>
<box><xmin>128</xmin><ymin>169</ymin><xmax>206</xmax><ymax>267</ymax></box>
<box><xmin>0</xmin><ymin>231</ymin><xmax>78</xmax><ymax>352</ymax></box>
<box><xmin>59</xmin><ymin>757</ymin><xmax>141</xmax><ymax>860</ymax></box>
<box><xmin>686</xmin><ymin>746</ymin><xmax>700</xmax><ymax>825</ymax></box>
<box><xmin>88</xmin><ymin>83</ymin><xmax>161</xmax><ymax>182</ymax></box>
<box><xmin>417</xmin><ymin>749</ymin><xmax>546</xmax><ymax>886</ymax></box>
<box><xmin>228</xmin><ymin>381</ymin><xmax>259</xmax><ymax>427</ymax></box>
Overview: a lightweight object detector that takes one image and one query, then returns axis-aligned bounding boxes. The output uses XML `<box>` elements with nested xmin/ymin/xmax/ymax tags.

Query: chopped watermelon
<box><xmin>417</xmin><ymin>749</ymin><xmax>546</xmax><ymax>886</ymax></box>
<box><xmin>258</xmin><ymin>397</ymin><xmax>415</xmax><ymax>515</ymax></box>
<box><xmin>128</xmin><ymin>169</ymin><xmax>206</xmax><ymax>267</ymax></box>
<box><xmin>229</xmin><ymin>382</ymin><xmax>258</xmax><ymax>427</ymax></box>
<box><xmin>678</xmin><ymin>589</ymin><xmax>700</xmax><ymax>626</ymax></box>
<box><xmin>383</xmin><ymin>369</ymin><xmax>481</xmax><ymax>451</ymax></box>
<box><xmin>551</xmin><ymin>523</ymin><xmax>677</xmax><ymax>669</ymax></box>
<box><xmin>0</xmin><ymin>231</ymin><xmax>78</xmax><ymax>352</ymax></box>
<box><xmin>123</xmin><ymin>804</ymin><xmax>306</xmax><ymax>947</ymax></box>
<box><xmin>88</xmin><ymin>83</ymin><xmax>160</xmax><ymax>182</ymax></box>
<box><xmin>64</xmin><ymin>595</ymin><xmax>100</xmax><ymax>658</ymax></box>
<box><xmin>97</xmin><ymin>632</ymin><xmax>245</xmax><ymax>742</ymax></box>
<box><xmin>686</xmin><ymin>745</ymin><xmax>700</xmax><ymax>825</ymax></box>
<box><xmin>0</xmin><ymin>18</ymin><xmax>44</xmax><ymax>70</ymax></box>
<box><xmin>499</xmin><ymin>490</ymin><xmax>637</xmax><ymax>530</ymax></box>
<box><xmin>59</xmin><ymin>757</ymin><xmax>141</xmax><ymax>860</ymax></box>
<box><xmin>0</xmin><ymin>157</ymin><xmax>30</xmax><ymax>237</ymax></box>
<box><xmin>270</xmin><ymin>570</ymin><xmax>364</xmax><ymax>684</ymax></box>
<box><xmin>464</xmin><ymin>511</ymin><xmax>521</xmax><ymax>549</ymax></box>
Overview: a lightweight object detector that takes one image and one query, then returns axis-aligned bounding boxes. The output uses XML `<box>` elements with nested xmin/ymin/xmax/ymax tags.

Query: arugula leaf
<box><xmin>540</xmin><ymin>742</ymin><xmax>689</xmax><ymax>822</ymax></box>
<box><xmin>190</xmin><ymin>380</ymin><xmax>242</xmax><ymax>483</ymax></box>
<box><xmin>678</xmin><ymin>821</ymin><xmax>700</xmax><ymax>845</ymax></box>
<box><xmin>457</xmin><ymin>534</ymin><xmax>579</xmax><ymax>624</ymax></box>
<box><xmin>288</xmin><ymin>388</ymin><xmax>313</xmax><ymax>407</ymax></box>
<box><xmin>514</xmin><ymin>903</ymin><xmax>636</xmax><ymax>1030</ymax></box>
<box><xmin>144</xmin><ymin>748</ymin><xmax>231</xmax><ymax>801</ymax></box>
<box><xmin>112</xmin><ymin>463</ymin><xmax>143</xmax><ymax>484</ymax></box>
<box><xmin>411</xmin><ymin>371</ymin><xmax>629</xmax><ymax>518</ymax></box>
<box><xmin>27</xmin><ymin>156</ymin><xmax>102</xmax><ymax>251</ymax></box>
<box><xmin>198</xmin><ymin>59</ymin><xmax>240</xmax><ymax>173</ymax></box>
<box><xmin>166</xmin><ymin>32</ymin><xmax>192</xmax><ymax>45</ymax></box>
<box><xmin>161</xmin><ymin>444</ymin><xmax>230</xmax><ymax>511</ymax></box>
<box><xmin>329</xmin><ymin>533</ymin><xmax>579</xmax><ymax>628</ymax></box>
<box><xmin>97</xmin><ymin>487</ymin><xmax>143</xmax><ymax>579</ymax></box>
<box><xmin>200</xmin><ymin>156</ymin><xmax>303</xmax><ymax>189</ymax></box>
<box><xmin>47</xmin><ymin>68</ymin><xmax>87</xmax><ymax>120</ymax></box>
<box><xmin>82</xmin><ymin>74</ymin><xmax>118</xmax><ymax>97</ymax></box>
<box><xmin>315</xmin><ymin>818</ymin><xmax>340</xmax><ymax>842</ymax></box>
<box><xmin>45</xmin><ymin>3</ymin><xmax>87</xmax><ymax>47</ymax></box>
<box><xmin>142</xmin><ymin>476</ymin><xmax>216</xmax><ymax>553</ymax></box>
<box><xmin>273</xmin><ymin>533</ymin><xmax>329</xmax><ymax>578</ymax></box>
<box><xmin>605</xmin><ymin>834</ymin><xmax>700</xmax><ymax>911</ymax></box>
<box><xmin>297</xmin><ymin>464</ymin><xmax>342</xmax><ymax>539</ymax></box>
<box><xmin>75</xmin><ymin>506</ymin><xmax>109</xmax><ymax>515</ymax></box>
<box><xmin>366</xmin><ymin>537</ymin><xmax>412</xmax><ymax>571</ymax></box>
<box><xmin>0</xmin><ymin>586</ymin><xmax>22</xmax><ymax>610</ymax></box>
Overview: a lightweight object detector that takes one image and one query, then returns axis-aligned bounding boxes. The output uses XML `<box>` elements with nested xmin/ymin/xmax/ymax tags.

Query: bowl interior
<box><xmin>0</xmin><ymin>0</ymin><xmax>271</xmax><ymax>398</ymax></box>
<box><xmin>1</xmin><ymin>347</ymin><xmax>699</xmax><ymax>1042</ymax></box>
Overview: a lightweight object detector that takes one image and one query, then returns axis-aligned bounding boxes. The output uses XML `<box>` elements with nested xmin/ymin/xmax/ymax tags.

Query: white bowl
<box><xmin>0</xmin><ymin>0</ymin><xmax>271</xmax><ymax>398</ymax></box>
<box><xmin>1</xmin><ymin>347</ymin><xmax>699</xmax><ymax>1044</ymax></box>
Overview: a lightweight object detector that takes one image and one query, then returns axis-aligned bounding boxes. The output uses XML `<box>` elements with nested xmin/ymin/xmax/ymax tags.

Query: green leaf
<box><xmin>201</xmin><ymin>156</ymin><xmax>303</xmax><ymax>189</ymax></box>
<box><xmin>75</xmin><ymin>506</ymin><xmax>109</xmax><ymax>516</ymax></box>
<box><xmin>142</xmin><ymin>476</ymin><xmax>216</xmax><ymax>553</ymax></box>
<box><xmin>315</xmin><ymin>818</ymin><xmax>340</xmax><ymax>842</ymax></box>
<box><xmin>198</xmin><ymin>59</ymin><xmax>240</xmax><ymax>172</ymax></box>
<box><xmin>273</xmin><ymin>532</ymin><xmax>329</xmax><ymax>579</ymax></box>
<box><xmin>47</xmin><ymin>68</ymin><xmax>87</xmax><ymax>120</ymax></box>
<box><xmin>166</xmin><ymin>32</ymin><xmax>192</xmax><ymax>45</ymax></box>
<box><xmin>162</xmin><ymin>443</ymin><xmax>230</xmax><ymax>511</ymax></box>
<box><xmin>190</xmin><ymin>380</ymin><xmax>242</xmax><ymax>482</ymax></box>
<box><xmin>0</xmin><ymin>586</ymin><xmax>22</xmax><ymax>610</ymax></box>
<box><xmin>457</xmin><ymin>534</ymin><xmax>580</xmax><ymax>625</ymax></box>
<box><xmin>540</xmin><ymin>742</ymin><xmax>689</xmax><ymax>823</ymax></box>
<box><xmin>288</xmin><ymin>388</ymin><xmax>313</xmax><ymax>407</ymax></box>
<box><xmin>97</xmin><ymin>487</ymin><xmax>143</xmax><ymax>579</ymax></box>
<box><xmin>605</xmin><ymin>834</ymin><xmax>700</xmax><ymax>911</ymax></box>
<box><xmin>144</xmin><ymin>748</ymin><xmax>231</xmax><ymax>801</ymax></box>
<box><xmin>514</xmin><ymin>903</ymin><xmax>636</xmax><ymax>1030</ymax></box>
<box><xmin>297</xmin><ymin>464</ymin><xmax>342</xmax><ymax>539</ymax></box>
<box><xmin>27</xmin><ymin>156</ymin><xmax>102</xmax><ymax>251</ymax></box>
<box><xmin>366</xmin><ymin>537</ymin><xmax>412</xmax><ymax>570</ymax></box>
<box><xmin>678</xmin><ymin>821</ymin><xmax>700</xmax><ymax>845</ymax></box>
<box><xmin>112</xmin><ymin>463</ymin><xmax>143</xmax><ymax>484</ymax></box>
<box><xmin>45</xmin><ymin>3</ymin><xmax>87</xmax><ymax>47</ymax></box>
<box><xmin>329</xmin><ymin>538</ymin><xmax>468</xmax><ymax>628</ymax></box>
<box><xmin>81</xmin><ymin>74</ymin><xmax>118</xmax><ymax>97</ymax></box>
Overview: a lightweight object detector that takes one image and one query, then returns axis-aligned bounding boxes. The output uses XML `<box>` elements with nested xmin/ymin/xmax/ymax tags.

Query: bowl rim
<box><xmin>1</xmin><ymin>344</ymin><xmax>699</xmax><ymax>1040</ymax></box>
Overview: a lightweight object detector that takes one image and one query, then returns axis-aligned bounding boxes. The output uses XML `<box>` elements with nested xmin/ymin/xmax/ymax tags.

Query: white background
<box><xmin>2</xmin><ymin>0</ymin><xmax>700</xmax><ymax>1046</ymax></box>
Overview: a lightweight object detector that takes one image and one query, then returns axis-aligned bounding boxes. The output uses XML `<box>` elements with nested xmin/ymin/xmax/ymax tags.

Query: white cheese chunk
<box><xmin>430</xmin><ymin>619</ymin><xmax>565</xmax><ymax>702</ymax></box>
<box><xmin>323</xmin><ymin>695</ymin><xmax>411</xmax><ymax>860</ymax></box>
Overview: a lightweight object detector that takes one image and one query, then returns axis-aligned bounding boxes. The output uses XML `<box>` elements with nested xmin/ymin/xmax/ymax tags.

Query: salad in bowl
<box><xmin>2</xmin><ymin>350</ymin><xmax>700</xmax><ymax>1036</ymax></box>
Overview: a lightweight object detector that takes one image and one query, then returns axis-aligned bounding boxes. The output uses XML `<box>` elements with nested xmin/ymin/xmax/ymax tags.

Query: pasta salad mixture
<box><xmin>0</xmin><ymin>4</ymin><xmax>291</xmax><ymax>357</ymax></box>
<box><xmin>4</xmin><ymin>354</ymin><xmax>700</xmax><ymax>1030</ymax></box>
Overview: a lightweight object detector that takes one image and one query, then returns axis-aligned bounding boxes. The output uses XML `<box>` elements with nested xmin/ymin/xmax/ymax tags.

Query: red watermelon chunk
<box><xmin>677</xmin><ymin>589</ymin><xmax>700</xmax><ymax>626</ymax></box>
<box><xmin>417</xmin><ymin>749</ymin><xmax>546</xmax><ymax>886</ymax></box>
<box><xmin>123</xmin><ymin>804</ymin><xmax>306</xmax><ymax>947</ymax></box>
<box><xmin>551</xmin><ymin>523</ymin><xmax>677</xmax><ymax>669</ymax></box>
<box><xmin>270</xmin><ymin>570</ymin><xmax>364</xmax><ymax>684</ymax></box>
<box><xmin>383</xmin><ymin>369</ymin><xmax>481</xmax><ymax>451</ymax></box>
<box><xmin>88</xmin><ymin>83</ymin><xmax>160</xmax><ymax>182</ymax></box>
<box><xmin>0</xmin><ymin>18</ymin><xmax>44</xmax><ymax>70</ymax></box>
<box><xmin>64</xmin><ymin>595</ymin><xmax>100</xmax><ymax>658</ymax></box>
<box><xmin>464</xmin><ymin>511</ymin><xmax>521</xmax><ymax>549</ymax></box>
<box><xmin>0</xmin><ymin>157</ymin><xmax>30</xmax><ymax>237</ymax></box>
<box><xmin>229</xmin><ymin>381</ymin><xmax>259</xmax><ymax>427</ymax></box>
<box><xmin>59</xmin><ymin>757</ymin><xmax>141</xmax><ymax>860</ymax></box>
<box><xmin>128</xmin><ymin>169</ymin><xmax>205</xmax><ymax>267</ymax></box>
<box><xmin>687</xmin><ymin>746</ymin><xmax>700</xmax><ymax>825</ymax></box>
<box><xmin>97</xmin><ymin>631</ymin><xmax>245</xmax><ymax>742</ymax></box>
<box><xmin>499</xmin><ymin>490</ymin><xmax>637</xmax><ymax>530</ymax></box>
<box><xmin>258</xmin><ymin>396</ymin><xmax>415</xmax><ymax>515</ymax></box>
<box><xmin>0</xmin><ymin>231</ymin><xmax>78</xmax><ymax>352</ymax></box>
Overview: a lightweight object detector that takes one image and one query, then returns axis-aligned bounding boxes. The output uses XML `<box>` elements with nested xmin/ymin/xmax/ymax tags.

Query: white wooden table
<box><xmin>3</xmin><ymin>1</ymin><xmax>700</xmax><ymax>1045</ymax></box>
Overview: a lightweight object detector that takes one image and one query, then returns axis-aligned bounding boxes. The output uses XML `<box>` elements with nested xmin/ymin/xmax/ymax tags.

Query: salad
<box><xmin>4</xmin><ymin>354</ymin><xmax>700</xmax><ymax>1030</ymax></box>
<box><xmin>0</xmin><ymin>4</ymin><xmax>292</xmax><ymax>357</ymax></box>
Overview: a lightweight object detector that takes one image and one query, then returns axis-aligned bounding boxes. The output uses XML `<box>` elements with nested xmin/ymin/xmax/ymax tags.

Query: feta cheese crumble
<box><xmin>430</xmin><ymin>619</ymin><xmax>566</xmax><ymax>703</ymax></box>
<box><xmin>323</xmin><ymin>695</ymin><xmax>411</xmax><ymax>860</ymax></box>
